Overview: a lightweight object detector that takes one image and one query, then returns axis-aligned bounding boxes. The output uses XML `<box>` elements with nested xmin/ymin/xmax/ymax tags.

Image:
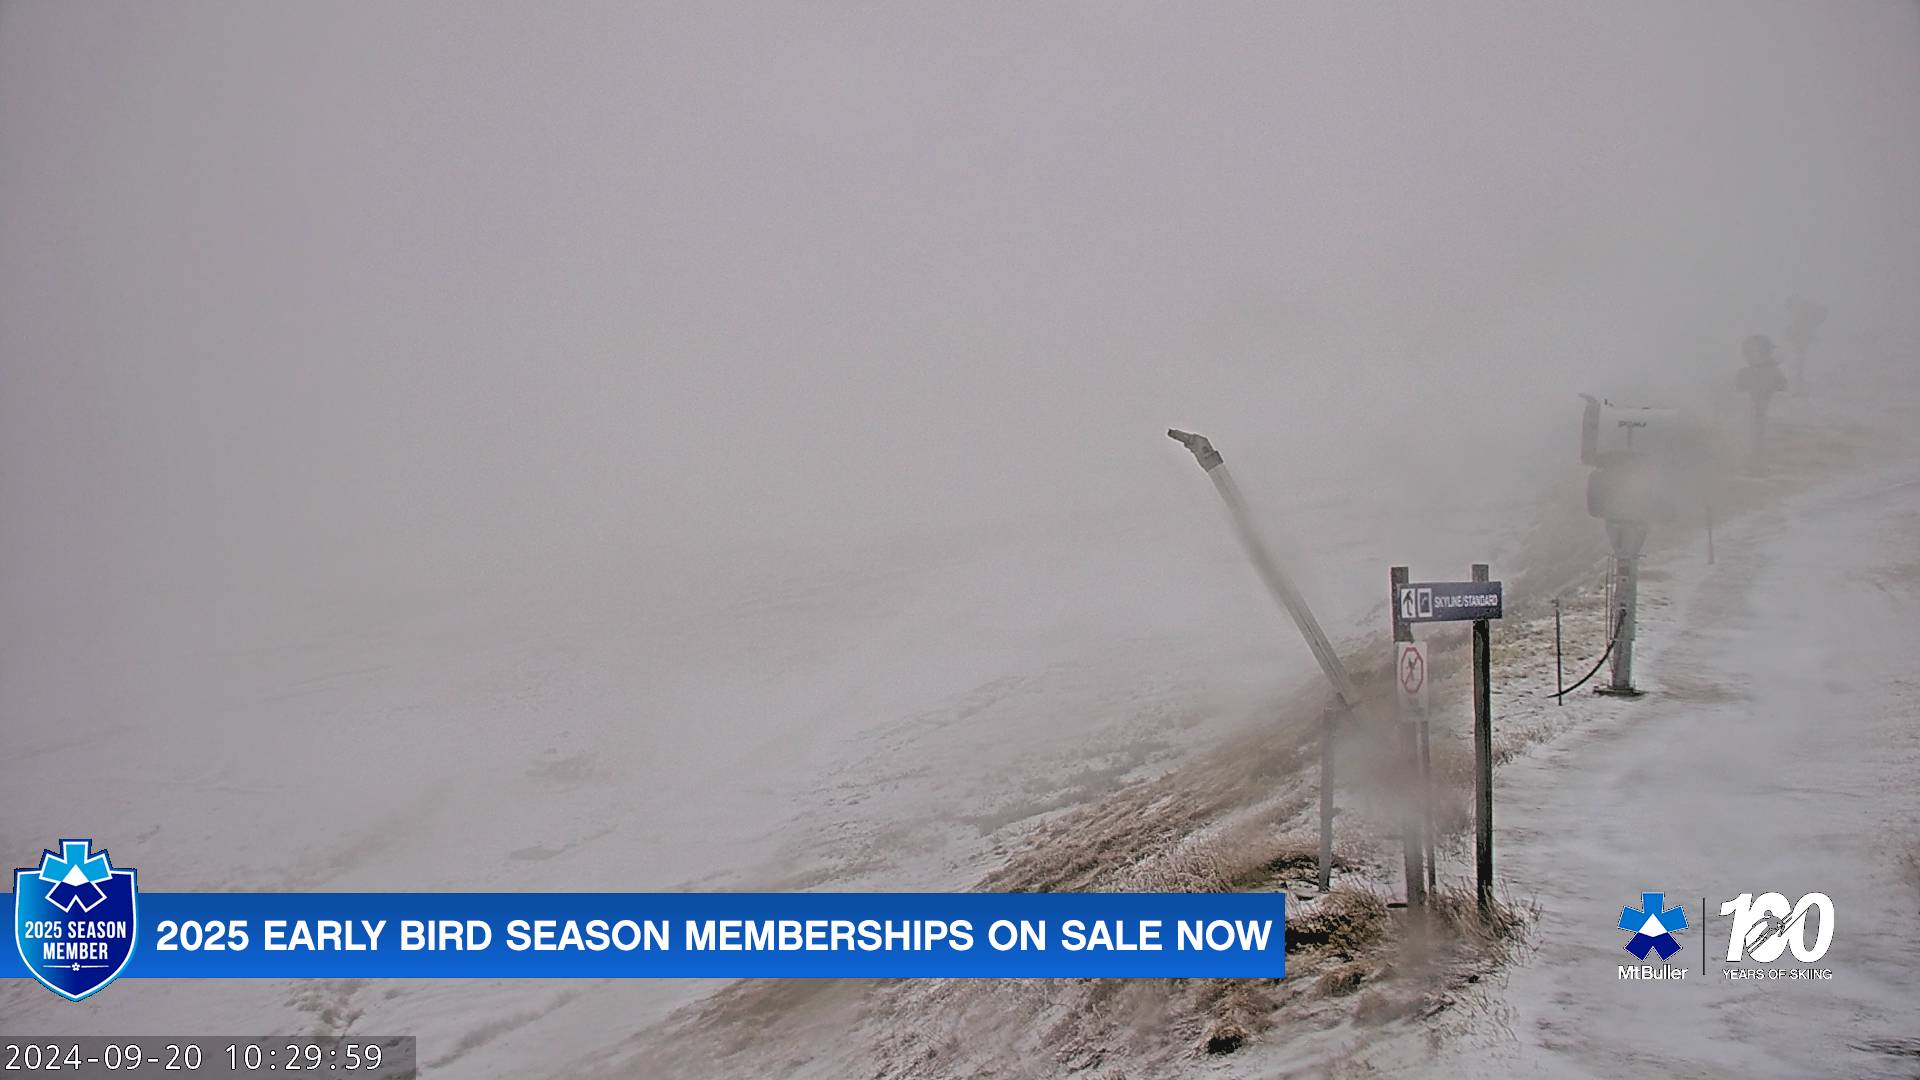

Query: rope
<box><xmin>1549</xmin><ymin>608</ymin><xmax>1628</xmax><ymax>699</ymax></box>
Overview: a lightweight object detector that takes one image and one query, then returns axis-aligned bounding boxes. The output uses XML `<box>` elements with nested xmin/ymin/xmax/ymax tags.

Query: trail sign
<box><xmin>1396</xmin><ymin>640</ymin><xmax>1429</xmax><ymax>716</ymax></box>
<box><xmin>1398</xmin><ymin>581</ymin><xmax>1502</xmax><ymax>624</ymax></box>
<box><xmin>1389</xmin><ymin>563</ymin><xmax>1502</xmax><ymax>916</ymax></box>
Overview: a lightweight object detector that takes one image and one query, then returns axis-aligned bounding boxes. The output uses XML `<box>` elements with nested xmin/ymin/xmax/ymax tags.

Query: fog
<box><xmin>5</xmin><ymin>2</ymin><xmax>1919</xmax><ymax>727</ymax></box>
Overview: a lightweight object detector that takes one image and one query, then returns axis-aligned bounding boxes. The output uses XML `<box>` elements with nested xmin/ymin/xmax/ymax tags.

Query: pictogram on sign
<box><xmin>1396</xmin><ymin>640</ymin><xmax>1429</xmax><ymax>717</ymax></box>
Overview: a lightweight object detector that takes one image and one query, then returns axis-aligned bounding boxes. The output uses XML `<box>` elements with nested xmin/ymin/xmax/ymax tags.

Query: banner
<box><xmin>18</xmin><ymin>888</ymin><xmax>1286</xmax><ymax>983</ymax></box>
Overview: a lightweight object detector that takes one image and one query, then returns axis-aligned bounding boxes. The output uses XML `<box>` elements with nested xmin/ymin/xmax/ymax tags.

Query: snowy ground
<box><xmin>1216</xmin><ymin>381</ymin><xmax>1920</xmax><ymax>1079</ymax></box>
<box><xmin>623</xmin><ymin>375</ymin><xmax>1920</xmax><ymax>1080</ymax></box>
<box><xmin>0</xmin><ymin>428</ymin><xmax>1539</xmax><ymax>1072</ymax></box>
<box><xmin>5</xmin><ymin>368</ymin><xmax>1912</xmax><ymax>1080</ymax></box>
<box><xmin>1406</xmin><ymin>462</ymin><xmax>1920</xmax><ymax>1078</ymax></box>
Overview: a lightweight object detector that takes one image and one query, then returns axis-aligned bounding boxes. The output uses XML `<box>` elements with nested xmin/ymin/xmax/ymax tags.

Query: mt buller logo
<box><xmin>1619</xmin><ymin>890</ymin><xmax>1686</xmax><ymax>960</ymax></box>
<box><xmin>13</xmin><ymin>839</ymin><xmax>138</xmax><ymax>1000</ymax></box>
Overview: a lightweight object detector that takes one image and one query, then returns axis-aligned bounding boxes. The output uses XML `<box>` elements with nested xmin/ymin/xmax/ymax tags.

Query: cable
<box><xmin>1548</xmin><ymin>608</ymin><xmax>1628</xmax><ymax>699</ymax></box>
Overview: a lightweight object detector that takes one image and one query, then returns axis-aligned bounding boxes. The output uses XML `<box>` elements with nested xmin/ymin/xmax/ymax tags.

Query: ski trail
<box><xmin>1425</xmin><ymin>467</ymin><xmax>1920</xmax><ymax>1078</ymax></box>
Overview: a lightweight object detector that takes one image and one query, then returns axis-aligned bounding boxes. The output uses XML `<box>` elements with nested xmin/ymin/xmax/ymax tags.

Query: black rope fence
<box><xmin>1549</xmin><ymin>608</ymin><xmax>1628</xmax><ymax>699</ymax></box>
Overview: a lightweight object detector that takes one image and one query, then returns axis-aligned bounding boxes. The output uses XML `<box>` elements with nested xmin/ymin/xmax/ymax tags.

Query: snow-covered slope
<box><xmin>0</xmin><ymin>429</ymin><xmax>1545</xmax><ymax>1073</ymax></box>
<box><xmin>1410</xmin><ymin>466</ymin><xmax>1920</xmax><ymax>1078</ymax></box>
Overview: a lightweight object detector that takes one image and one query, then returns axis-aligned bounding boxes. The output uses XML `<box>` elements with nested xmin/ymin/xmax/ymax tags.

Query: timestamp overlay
<box><xmin>0</xmin><ymin>1037</ymin><xmax>414</xmax><ymax>1079</ymax></box>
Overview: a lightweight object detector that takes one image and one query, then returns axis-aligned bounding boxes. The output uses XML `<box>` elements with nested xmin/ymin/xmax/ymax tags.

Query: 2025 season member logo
<box><xmin>13</xmin><ymin>839</ymin><xmax>138</xmax><ymax>1000</ymax></box>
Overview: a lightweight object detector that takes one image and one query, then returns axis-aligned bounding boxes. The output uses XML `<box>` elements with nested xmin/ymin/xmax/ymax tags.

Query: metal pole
<box><xmin>1395</xmin><ymin>569</ymin><xmax>1436</xmax><ymax>890</ymax></box>
<box><xmin>1613</xmin><ymin>554</ymin><xmax>1638</xmax><ymax>690</ymax></box>
<box><xmin>1472</xmin><ymin>563</ymin><xmax>1493</xmax><ymax>913</ymax></box>
<box><xmin>1553</xmin><ymin>597</ymin><xmax>1563</xmax><ymax>706</ymax></box>
<box><xmin>1420</xmin><ymin>715</ymin><xmax>1436</xmax><ymax>890</ymax></box>
<box><xmin>1169</xmin><ymin>431</ymin><xmax>1359</xmax><ymax>707</ymax></box>
<box><xmin>1391</xmin><ymin>565</ymin><xmax>1425</xmax><ymax>911</ymax></box>
<box><xmin>1318</xmin><ymin>705</ymin><xmax>1335</xmax><ymax>893</ymax></box>
<box><xmin>1605</xmin><ymin>555</ymin><xmax>1614</xmax><ymax>627</ymax></box>
<box><xmin>1602</xmin><ymin>520</ymin><xmax>1647</xmax><ymax>696</ymax></box>
<box><xmin>1706</xmin><ymin>501</ymin><xmax>1715</xmax><ymax>565</ymax></box>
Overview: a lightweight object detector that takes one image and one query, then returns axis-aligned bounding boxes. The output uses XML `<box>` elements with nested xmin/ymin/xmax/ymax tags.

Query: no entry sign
<box><xmin>1396</xmin><ymin>640</ymin><xmax>1429</xmax><ymax>715</ymax></box>
<box><xmin>1398</xmin><ymin>581</ymin><xmax>1503</xmax><ymax>624</ymax></box>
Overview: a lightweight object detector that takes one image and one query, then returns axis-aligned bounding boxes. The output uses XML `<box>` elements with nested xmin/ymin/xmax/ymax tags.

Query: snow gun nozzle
<box><xmin>1167</xmin><ymin>429</ymin><xmax>1223</xmax><ymax>471</ymax></box>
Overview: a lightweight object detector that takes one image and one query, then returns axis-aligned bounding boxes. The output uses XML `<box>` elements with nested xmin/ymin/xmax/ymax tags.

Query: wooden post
<box><xmin>1472</xmin><ymin>563</ymin><xmax>1493</xmax><ymax>913</ymax></box>
<box><xmin>1318</xmin><ymin>705</ymin><xmax>1335</xmax><ymax>893</ymax></box>
<box><xmin>1390</xmin><ymin>565</ymin><xmax>1425</xmax><ymax>911</ymax></box>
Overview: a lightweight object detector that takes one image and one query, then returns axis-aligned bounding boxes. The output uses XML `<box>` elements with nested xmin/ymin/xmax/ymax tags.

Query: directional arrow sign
<box><xmin>1397</xmin><ymin>581</ymin><xmax>1502</xmax><ymax>623</ymax></box>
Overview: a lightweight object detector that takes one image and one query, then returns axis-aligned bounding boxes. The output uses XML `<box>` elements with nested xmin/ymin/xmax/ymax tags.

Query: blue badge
<box><xmin>14</xmin><ymin>839</ymin><xmax>138</xmax><ymax>1001</ymax></box>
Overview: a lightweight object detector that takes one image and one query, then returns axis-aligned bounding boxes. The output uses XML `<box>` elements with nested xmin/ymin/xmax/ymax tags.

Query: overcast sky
<box><xmin>4</xmin><ymin>3</ymin><xmax>1917</xmax><ymax>696</ymax></box>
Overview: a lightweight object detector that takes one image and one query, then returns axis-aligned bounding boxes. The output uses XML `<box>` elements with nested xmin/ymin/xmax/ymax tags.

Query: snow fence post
<box><xmin>1553</xmin><ymin>597</ymin><xmax>1564</xmax><ymax>706</ymax></box>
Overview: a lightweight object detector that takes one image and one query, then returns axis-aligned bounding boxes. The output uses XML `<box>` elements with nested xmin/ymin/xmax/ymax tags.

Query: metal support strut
<box><xmin>1168</xmin><ymin>430</ymin><xmax>1358</xmax><ymax>707</ymax></box>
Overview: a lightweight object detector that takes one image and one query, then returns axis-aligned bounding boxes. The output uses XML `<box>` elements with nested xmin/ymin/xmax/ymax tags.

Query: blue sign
<box><xmin>2</xmin><ymin>892</ymin><xmax>1286</xmax><ymax>982</ymax></box>
<box><xmin>1398</xmin><ymin>580</ymin><xmax>1503</xmax><ymax>623</ymax></box>
<box><xmin>13</xmin><ymin>839</ymin><xmax>138</xmax><ymax>1001</ymax></box>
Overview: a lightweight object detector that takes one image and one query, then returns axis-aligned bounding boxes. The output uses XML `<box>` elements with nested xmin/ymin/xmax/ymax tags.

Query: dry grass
<box><xmin>1104</xmin><ymin>823</ymin><xmax>1351</xmax><ymax>895</ymax></box>
<box><xmin>1314</xmin><ymin>961</ymin><xmax>1371</xmax><ymax>997</ymax></box>
<box><xmin>1195</xmin><ymin>980</ymin><xmax>1275</xmax><ymax>1056</ymax></box>
<box><xmin>1426</xmin><ymin>883</ymin><xmax>1534</xmax><ymax>963</ymax></box>
<box><xmin>1202</xmin><ymin>1019</ymin><xmax>1248</xmax><ymax>1055</ymax></box>
<box><xmin>1351</xmin><ymin>989</ymin><xmax>1422</xmax><ymax>1027</ymax></box>
<box><xmin>981</xmin><ymin>720</ymin><xmax>1327</xmax><ymax>895</ymax></box>
<box><xmin>1286</xmin><ymin>886</ymin><xmax>1390</xmax><ymax>957</ymax></box>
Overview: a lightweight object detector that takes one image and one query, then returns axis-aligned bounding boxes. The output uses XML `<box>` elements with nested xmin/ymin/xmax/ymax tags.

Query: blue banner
<box><xmin>10</xmin><ymin>892</ymin><xmax>1287</xmax><ymax>979</ymax></box>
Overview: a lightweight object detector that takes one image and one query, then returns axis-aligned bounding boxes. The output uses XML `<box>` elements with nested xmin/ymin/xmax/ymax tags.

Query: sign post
<box><xmin>1393</xmin><ymin>567</ymin><xmax>1503</xmax><ymax>912</ymax></box>
<box><xmin>1389</xmin><ymin>566</ymin><xmax>1425</xmax><ymax>913</ymax></box>
<box><xmin>1395</xmin><ymin>637</ymin><xmax>1435</xmax><ymax>890</ymax></box>
<box><xmin>1396</xmin><ymin>640</ymin><xmax>1429</xmax><ymax>712</ymax></box>
<box><xmin>1471</xmin><ymin>564</ymin><xmax>1494</xmax><ymax>912</ymax></box>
